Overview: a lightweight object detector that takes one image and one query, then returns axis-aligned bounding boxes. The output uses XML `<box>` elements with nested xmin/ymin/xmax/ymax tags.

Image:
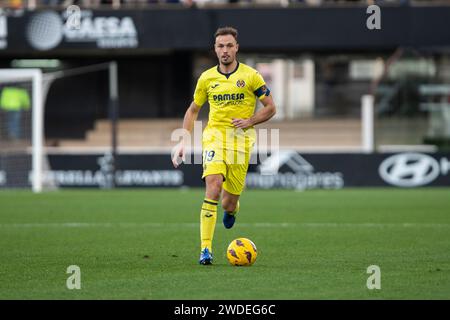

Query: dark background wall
<box><xmin>0</xmin><ymin>54</ymin><xmax>193</xmax><ymax>139</ymax></box>
<box><xmin>1</xmin><ymin>5</ymin><xmax>449</xmax><ymax>138</ymax></box>
<box><xmin>4</xmin><ymin>6</ymin><xmax>450</xmax><ymax>53</ymax></box>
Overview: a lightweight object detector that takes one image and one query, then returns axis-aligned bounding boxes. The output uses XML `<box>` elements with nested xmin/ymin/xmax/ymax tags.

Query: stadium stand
<box><xmin>54</xmin><ymin>118</ymin><xmax>362</xmax><ymax>149</ymax></box>
<box><xmin>53</xmin><ymin>117</ymin><xmax>428</xmax><ymax>151</ymax></box>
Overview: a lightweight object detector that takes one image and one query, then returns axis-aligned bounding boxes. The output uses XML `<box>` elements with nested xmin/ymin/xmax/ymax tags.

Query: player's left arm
<box><xmin>232</xmin><ymin>94</ymin><xmax>276</xmax><ymax>129</ymax></box>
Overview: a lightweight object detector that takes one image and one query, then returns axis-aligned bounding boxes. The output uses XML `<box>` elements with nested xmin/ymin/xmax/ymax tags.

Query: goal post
<box><xmin>0</xmin><ymin>62</ymin><xmax>119</xmax><ymax>193</ymax></box>
<box><xmin>0</xmin><ymin>68</ymin><xmax>43</xmax><ymax>193</ymax></box>
<box><xmin>361</xmin><ymin>94</ymin><xmax>375</xmax><ymax>153</ymax></box>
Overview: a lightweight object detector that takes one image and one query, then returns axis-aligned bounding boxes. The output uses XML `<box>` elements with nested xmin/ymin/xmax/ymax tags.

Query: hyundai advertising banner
<box><xmin>0</xmin><ymin>152</ymin><xmax>449</xmax><ymax>189</ymax></box>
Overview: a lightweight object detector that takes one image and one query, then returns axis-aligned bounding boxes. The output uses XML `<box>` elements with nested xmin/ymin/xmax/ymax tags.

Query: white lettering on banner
<box><xmin>0</xmin><ymin>11</ymin><xmax>7</xmax><ymax>49</ymax></box>
<box><xmin>116</xmin><ymin>170</ymin><xmax>183</xmax><ymax>186</ymax></box>
<box><xmin>37</xmin><ymin>170</ymin><xmax>183</xmax><ymax>187</ymax></box>
<box><xmin>246</xmin><ymin>172</ymin><xmax>344</xmax><ymax>190</ymax></box>
<box><xmin>97</xmin><ymin>37</ymin><xmax>138</xmax><ymax>48</ymax></box>
<box><xmin>441</xmin><ymin>157</ymin><xmax>450</xmax><ymax>175</ymax></box>
<box><xmin>64</xmin><ymin>15</ymin><xmax>138</xmax><ymax>48</ymax></box>
<box><xmin>0</xmin><ymin>171</ymin><xmax>6</xmax><ymax>185</ymax></box>
<box><xmin>247</xmin><ymin>151</ymin><xmax>344</xmax><ymax>190</ymax></box>
<box><xmin>0</xmin><ymin>15</ymin><xmax>6</xmax><ymax>38</ymax></box>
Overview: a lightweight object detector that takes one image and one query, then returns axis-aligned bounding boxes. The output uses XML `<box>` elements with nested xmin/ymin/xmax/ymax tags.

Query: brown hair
<box><xmin>214</xmin><ymin>27</ymin><xmax>238</xmax><ymax>42</ymax></box>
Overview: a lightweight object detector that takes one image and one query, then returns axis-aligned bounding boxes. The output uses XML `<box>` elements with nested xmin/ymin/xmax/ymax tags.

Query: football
<box><xmin>226</xmin><ymin>238</ymin><xmax>258</xmax><ymax>266</ymax></box>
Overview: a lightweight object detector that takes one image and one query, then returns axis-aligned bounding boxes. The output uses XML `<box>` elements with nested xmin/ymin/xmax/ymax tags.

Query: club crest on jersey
<box><xmin>236</xmin><ymin>80</ymin><xmax>245</xmax><ymax>88</ymax></box>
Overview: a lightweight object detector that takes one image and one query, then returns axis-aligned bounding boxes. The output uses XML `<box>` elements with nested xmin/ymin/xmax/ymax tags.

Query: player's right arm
<box><xmin>172</xmin><ymin>74</ymin><xmax>207</xmax><ymax>168</ymax></box>
<box><xmin>172</xmin><ymin>102</ymin><xmax>201</xmax><ymax>168</ymax></box>
<box><xmin>182</xmin><ymin>101</ymin><xmax>201</xmax><ymax>134</ymax></box>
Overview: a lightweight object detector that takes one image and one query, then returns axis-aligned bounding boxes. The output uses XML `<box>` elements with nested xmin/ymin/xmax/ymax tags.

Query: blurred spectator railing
<box><xmin>0</xmin><ymin>1</ymin><xmax>122</xmax><ymax>9</ymax></box>
<box><xmin>1</xmin><ymin>1</ymin><xmax>433</xmax><ymax>10</ymax></box>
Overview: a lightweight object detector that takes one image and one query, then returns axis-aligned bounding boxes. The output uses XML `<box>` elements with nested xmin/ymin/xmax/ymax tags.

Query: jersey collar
<box><xmin>217</xmin><ymin>61</ymin><xmax>240</xmax><ymax>79</ymax></box>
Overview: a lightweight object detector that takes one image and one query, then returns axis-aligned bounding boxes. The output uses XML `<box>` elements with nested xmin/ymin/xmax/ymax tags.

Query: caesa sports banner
<box><xmin>0</xmin><ymin>152</ymin><xmax>449</xmax><ymax>189</ymax></box>
<box><xmin>1</xmin><ymin>8</ymin><xmax>210</xmax><ymax>52</ymax></box>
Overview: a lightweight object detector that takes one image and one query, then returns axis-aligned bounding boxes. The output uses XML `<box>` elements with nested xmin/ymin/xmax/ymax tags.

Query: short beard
<box><xmin>221</xmin><ymin>59</ymin><xmax>233</xmax><ymax>66</ymax></box>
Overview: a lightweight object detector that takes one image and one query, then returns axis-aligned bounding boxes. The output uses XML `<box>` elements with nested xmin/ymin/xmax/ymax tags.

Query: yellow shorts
<box><xmin>201</xmin><ymin>127</ymin><xmax>255</xmax><ymax>195</ymax></box>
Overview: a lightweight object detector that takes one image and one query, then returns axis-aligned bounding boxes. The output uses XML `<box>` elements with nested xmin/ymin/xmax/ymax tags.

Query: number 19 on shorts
<box><xmin>203</xmin><ymin>150</ymin><xmax>216</xmax><ymax>162</ymax></box>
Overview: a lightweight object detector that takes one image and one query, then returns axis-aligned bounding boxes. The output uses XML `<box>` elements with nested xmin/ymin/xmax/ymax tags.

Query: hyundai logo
<box><xmin>379</xmin><ymin>153</ymin><xmax>440</xmax><ymax>187</ymax></box>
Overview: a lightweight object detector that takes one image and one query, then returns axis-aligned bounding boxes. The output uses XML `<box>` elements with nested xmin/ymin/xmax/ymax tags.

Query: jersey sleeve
<box><xmin>193</xmin><ymin>74</ymin><xmax>208</xmax><ymax>107</ymax></box>
<box><xmin>252</xmin><ymin>71</ymin><xmax>271</xmax><ymax>100</ymax></box>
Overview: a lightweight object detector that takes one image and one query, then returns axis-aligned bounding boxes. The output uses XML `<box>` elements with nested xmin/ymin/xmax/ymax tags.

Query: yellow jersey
<box><xmin>193</xmin><ymin>62</ymin><xmax>270</xmax><ymax>129</ymax></box>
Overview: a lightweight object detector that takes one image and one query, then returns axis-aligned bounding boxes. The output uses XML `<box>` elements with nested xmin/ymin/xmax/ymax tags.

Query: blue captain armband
<box><xmin>254</xmin><ymin>85</ymin><xmax>271</xmax><ymax>98</ymax></box>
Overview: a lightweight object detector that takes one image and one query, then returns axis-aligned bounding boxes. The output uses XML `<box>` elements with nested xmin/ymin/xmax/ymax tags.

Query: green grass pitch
<box><xmin>0</xmin><ymin>188</ymin><xmax>449</xmax><ymax>299</ymax></box>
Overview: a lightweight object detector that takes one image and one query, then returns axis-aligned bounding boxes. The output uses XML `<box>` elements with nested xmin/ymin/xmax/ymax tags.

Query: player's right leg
<box><xmin>199</xmin><ymin>143</ymin><xmax>226</xmax><ymax>265</ymax></box>
<box><xmin>199</xmin><ymin>127</ymin><xmax>228</xmax><ymax>265</ymax></box>
<box><xmin>199</xmin><ymin>174</ymin><xmax>222</xmax><ymax>265</ymax></box>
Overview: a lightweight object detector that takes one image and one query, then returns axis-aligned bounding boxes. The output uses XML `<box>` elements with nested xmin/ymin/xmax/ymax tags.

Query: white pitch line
<box><xmin>0</xmin><ymin>222</ymin><xmax>449</xmax><ymax>228</ymax></box>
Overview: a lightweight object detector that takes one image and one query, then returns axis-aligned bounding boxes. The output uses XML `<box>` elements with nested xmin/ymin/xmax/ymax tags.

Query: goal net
<box><xmin>0</xmin><ymin>63</ymin><xmax>118</xmax><ymax>192</ymax></box>
<box><xmin>0</xmin><ymin>69</ymin><xmax>43</xmax><ymax>192</ymax></box>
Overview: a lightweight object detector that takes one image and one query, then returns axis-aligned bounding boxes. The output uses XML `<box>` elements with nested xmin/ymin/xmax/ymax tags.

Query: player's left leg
<box><xmin>199</xmin><ymin>143</ymin><xmax>226</xmax><ymax>265</ymax></box>
<box><xmin>222</xmin><ymin>157</ymin><xmax>249</xmax><ymax>228</ymax></box>
<box><xmin>199</xmin><ymin>174</ymin><xmax>223</xmax><ymax>265</ymax></box>
<box><xmin>222</xmin><ymin>132</ymin><xmax>254</xmax><ymax>229</ymax></box>
<box><xmin>222</xmin><ymin>189</ymin><xmax>240</xmax><ymax>229</ymax></box>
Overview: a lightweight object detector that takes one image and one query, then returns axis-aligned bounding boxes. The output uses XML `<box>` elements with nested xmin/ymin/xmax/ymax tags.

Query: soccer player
<box><xmin>172</xmin><ymin>26</ymin><xmax>276</xmax><ymax>265</ymax></box>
